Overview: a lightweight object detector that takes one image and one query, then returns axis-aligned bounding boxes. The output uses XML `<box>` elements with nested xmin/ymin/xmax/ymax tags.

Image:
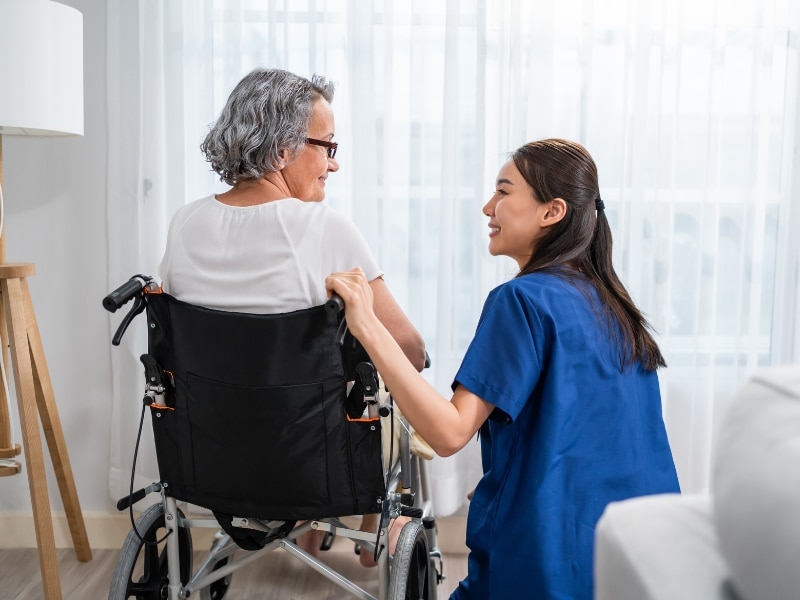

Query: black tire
<box><xmin>389</xmin><ymin>520</ymin><xmax>436</xmax><ymax>600</ymax></box>
<box><xmin>199</xmin><ymin>557</ymin><xmax>233</xmax><ymax>600</ymax></box>
<box><xmin>108</xmin><ymin>503</ymin><xmax>193</xmax><ymax>599</ymax></box>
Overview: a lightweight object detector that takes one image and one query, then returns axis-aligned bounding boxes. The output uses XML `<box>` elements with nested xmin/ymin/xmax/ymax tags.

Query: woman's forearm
<box><xmin>354</xmin><ymin>315</ymin><xmax>481</xmax><ymax>456</ymax></box>
<box><xmin>369</xmin><ymin>277</ymin><xmax>427</xmax><ymax>371</ymax></box>
<box><xmin>328</xmin><ymin>268</ymin><xmax>491</xmax><ymax>454</ymax></box>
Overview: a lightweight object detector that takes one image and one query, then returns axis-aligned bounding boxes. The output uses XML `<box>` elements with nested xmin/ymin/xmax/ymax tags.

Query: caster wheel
<box><xmin>200</xmin><ymin>557</ymin><xmax>233</xmax><ymax>600</ymax></box>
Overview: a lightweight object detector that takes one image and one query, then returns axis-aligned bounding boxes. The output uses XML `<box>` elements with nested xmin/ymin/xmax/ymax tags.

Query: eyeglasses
<box><xmin>305</xmin><ymin>137</ymin><xmax>338</xmax><ymax>159</ymax></box>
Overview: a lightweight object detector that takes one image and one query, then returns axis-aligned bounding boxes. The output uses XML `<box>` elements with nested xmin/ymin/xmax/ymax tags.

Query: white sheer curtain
<box><xmin>107</xmin><ymin>0</ymin><xmax>800</xmax><ymax>513</ymax></box>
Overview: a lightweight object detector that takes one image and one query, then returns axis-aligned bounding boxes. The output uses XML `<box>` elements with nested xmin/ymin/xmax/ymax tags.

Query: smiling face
<box><xmin>280</xmin><ymin>97</ymin><xmax>339</xmax><ymax>202</ymax></box>
<box><xmin>482</xmin><ymin>159</ymin><xmax>552</xmax><ymax>268</ymax></box>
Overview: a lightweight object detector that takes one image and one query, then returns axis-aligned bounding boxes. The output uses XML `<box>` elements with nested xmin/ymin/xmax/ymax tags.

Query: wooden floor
<box><xmin>2</xmin><ymin>547</ymin><xmax>467</xmax><ymax>599</ymax></box>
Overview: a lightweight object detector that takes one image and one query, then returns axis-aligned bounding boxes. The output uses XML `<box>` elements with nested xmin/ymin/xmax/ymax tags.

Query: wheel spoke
<box><xmin>124</xmin><ymin>525</ymin><xmax>167</xmax><ymax>597</ymax></box>
<box><xmin>142</xmin><ymin>541</ymin><xmax>164</xmax><ymax>582</ymax></box>
<box><xmin>409</xmin><ymin>542</ymin><xmax>428</xmax><ymax>599</ymax></box>
<box><xmin>414</xmin><ymin>566</ymin><xmax>426</xmax><ymax>596</ymax></box>
<box><xmin>127</xmin><ymin>580</ymin><xmax>159</xmax><ymax>596</ymax></box>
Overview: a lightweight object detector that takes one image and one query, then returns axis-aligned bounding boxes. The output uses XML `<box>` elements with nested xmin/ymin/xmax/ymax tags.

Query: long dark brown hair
<box><xmin>512</xmin><ymin>138</ymin><xmax>666</xmax><ymax>371</ymax></box>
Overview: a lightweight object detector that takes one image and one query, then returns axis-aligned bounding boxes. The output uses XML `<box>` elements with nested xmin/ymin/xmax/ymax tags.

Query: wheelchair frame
<box><xmin>103</xmin><ymin>275</ymin><xmax>444</xmax><ymax>600</ymax></box>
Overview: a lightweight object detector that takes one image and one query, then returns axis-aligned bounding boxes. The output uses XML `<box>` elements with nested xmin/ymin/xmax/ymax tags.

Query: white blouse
<box><xmin>157</xmin><ymin>195</ymin><xmax>381</xmax><ymax>314</ymax></box>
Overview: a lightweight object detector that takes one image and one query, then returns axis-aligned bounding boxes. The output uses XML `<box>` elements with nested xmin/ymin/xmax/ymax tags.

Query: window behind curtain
<box><xmin>109</xmin><ymin>0</ymin><xmax>799</xmax><ymax>509</ymax></box>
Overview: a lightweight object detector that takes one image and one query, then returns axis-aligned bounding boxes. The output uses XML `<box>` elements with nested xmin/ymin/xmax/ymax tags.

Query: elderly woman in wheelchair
<box><xmin>102</xmin><ymin>66</ymin><xmax>440</xmax><ymax>600</ymax></box>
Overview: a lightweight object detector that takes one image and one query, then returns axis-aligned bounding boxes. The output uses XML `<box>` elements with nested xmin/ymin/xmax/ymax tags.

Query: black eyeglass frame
<box><xmin>305</xmin><ymin>137</ymin><xmax>338</xmax><ymax>159</ymax></box>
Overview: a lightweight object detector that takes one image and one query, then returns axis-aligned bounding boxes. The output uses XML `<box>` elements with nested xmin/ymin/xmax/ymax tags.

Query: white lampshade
<box><xmin>0</xmin><ymin>0</ymin><xmax>83</xmax><ymax>136</ymax></box>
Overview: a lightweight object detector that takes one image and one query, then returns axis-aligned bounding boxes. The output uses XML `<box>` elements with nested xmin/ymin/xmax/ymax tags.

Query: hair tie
<box><xmin>595</xmin><ymin>196</ymin><xmax>605</xmax><ymax>212</ymax></box>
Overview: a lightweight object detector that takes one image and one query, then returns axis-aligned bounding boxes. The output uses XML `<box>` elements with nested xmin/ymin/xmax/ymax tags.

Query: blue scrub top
<box><xmin>451</xmin><ymin>272</ymin><xmax>680</xmax><ymax>600</ymax></box>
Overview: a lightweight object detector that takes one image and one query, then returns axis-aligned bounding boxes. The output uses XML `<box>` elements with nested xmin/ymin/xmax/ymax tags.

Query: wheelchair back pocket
<box><xmin>183</xmin><ymin>373</ymin><xmax>330</xmax><ymax>508</ymax></box>
<box><xmin>151</xmin><ymin>371</ymin><xmax>374</xmax><ymax>519</ymax></box>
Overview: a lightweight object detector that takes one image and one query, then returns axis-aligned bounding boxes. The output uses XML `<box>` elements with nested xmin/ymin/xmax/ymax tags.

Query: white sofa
<box><xmin>594</xmin><ymin>365</ymin><xmax>800</xmax><ymax>600</ymax></box>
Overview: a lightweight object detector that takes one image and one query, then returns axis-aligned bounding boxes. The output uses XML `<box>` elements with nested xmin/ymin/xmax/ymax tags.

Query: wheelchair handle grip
<box><xmin>326</xmin><ymin>293</ymin><xmax>345</xmax><ymax>315</ymax></box>
<box><xmin>116</xmin><ymin>482</ymin><xmax>161</xmax><ymax>511</ymax></box>
<box><xmin>103</xmin><ymin>275</ymin><xmax>151</xmax><ymax>313</ymax></box>
<box><xmin>116</xmin><ymin>488</ymin><xmax>147</xmax><ymax>511</ymax></box>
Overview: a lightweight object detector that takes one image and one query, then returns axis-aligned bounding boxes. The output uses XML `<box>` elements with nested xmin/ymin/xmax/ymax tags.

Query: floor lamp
<box><xmin>0</xmin><ymin>1</ymin><xmax>92</xmax><ymax>599</ymax></box>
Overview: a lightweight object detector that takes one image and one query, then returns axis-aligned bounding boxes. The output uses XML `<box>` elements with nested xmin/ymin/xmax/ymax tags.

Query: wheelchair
<box><xmin>103</xmin><ymin>275</ymin><xmax>444</xmax><ymax>600</ymax></box>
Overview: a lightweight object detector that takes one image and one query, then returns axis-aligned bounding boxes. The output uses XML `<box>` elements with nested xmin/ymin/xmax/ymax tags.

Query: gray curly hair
<box><xmin>201</xmin><ymin>68</ymin><xmax>335</xmax><ymax>185</ymax></box>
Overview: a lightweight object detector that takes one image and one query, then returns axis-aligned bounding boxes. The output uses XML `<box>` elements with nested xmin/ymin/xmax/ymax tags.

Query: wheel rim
<box><xmin>123</xmin><ymin>512</ymin><xmax>192</xmax><ymax>599</ymax></box>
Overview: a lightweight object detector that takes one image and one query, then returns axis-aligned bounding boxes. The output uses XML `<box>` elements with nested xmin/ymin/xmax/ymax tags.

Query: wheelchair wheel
<box><xmin>389</xmin><ymin>520</ymin><xmax>436</xmax><ymax>600</ymax></box>
<box><xmin>108</xmin><ymin>503</ymin><xmax>193</xmax><ymax>600</ymax></box>
<box><xmin>199</xmin><ymin>557</ymin><xmax>233</xmax><ymax>600</ymax></box>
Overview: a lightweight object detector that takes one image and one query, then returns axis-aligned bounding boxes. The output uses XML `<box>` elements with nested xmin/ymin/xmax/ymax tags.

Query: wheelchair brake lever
<box><xmin>356</xmin><ymin>362</ymin><xmax>391</xmax><ymax>417</ymax></box>
<box><xmin>140</xmin><ymin>354</ymin><xmax>172</xmax><ymax>406</ymax></box>
<box><xmin>111</xmin><ymin>293</ymin><xmax>147</xmax><ymax>346</ymax></box>
<box><xmin>334</xmin><ymin>319</ymin><xmax>348</xmax><ymax>346</ymax></box>
<box><xmin>355</xmin><ymin>362</ymin><xmax>379</xmax><ymax>398</ymax></box>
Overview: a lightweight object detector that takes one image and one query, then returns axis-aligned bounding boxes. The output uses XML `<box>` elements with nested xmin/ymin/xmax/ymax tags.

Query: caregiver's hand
<box><xmin>325</xmin><ymin>268</ymin><xmax>381</xmax><ymax>339</ymax></box>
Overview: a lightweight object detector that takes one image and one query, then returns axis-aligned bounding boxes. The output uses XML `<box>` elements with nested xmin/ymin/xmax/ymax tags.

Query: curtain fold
<box><xmin>106</xmin><ymin>0</ymin><xmax>216</xmax><ymax>502</ymax></box>
<box><xmin>106</xmin><ymin>0</ymin><xmax>153</xmax><ymax>501</ymax></box>
<box><xmin>107</xmin><ymin>0</ymin><xmax>800</xmax><ymax>511</ymax></box>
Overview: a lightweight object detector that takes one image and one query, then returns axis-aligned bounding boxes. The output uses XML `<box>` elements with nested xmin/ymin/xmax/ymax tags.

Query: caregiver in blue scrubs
<box><xmin>326</xmin><ymin>138</ymin><xmax>680</xmax><ymax>599</ymax></box>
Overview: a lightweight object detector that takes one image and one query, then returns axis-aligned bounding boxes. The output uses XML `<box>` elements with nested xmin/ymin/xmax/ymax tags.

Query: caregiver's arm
<box><xmin>327</xmin><ymin>268</ymin><xmax>494</xmax><ymax>457</ymax></box>
<box><xmin>369</xmin><ymin>276</ymin><xmax>427</xmax><ymax>372</ymax></box>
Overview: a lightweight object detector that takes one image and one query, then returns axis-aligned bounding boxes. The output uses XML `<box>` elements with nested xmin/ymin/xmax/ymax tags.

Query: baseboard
<box><xmin>0</xmin><ymin>511</ymin><xmax>469</xmax><ymax>554</ymax></box>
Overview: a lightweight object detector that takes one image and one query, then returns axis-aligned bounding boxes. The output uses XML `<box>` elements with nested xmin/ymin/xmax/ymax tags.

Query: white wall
<box><xmin>0</xmin><ymin>0</ymin><xmax>117</xmax><ymax>515</ymax></box>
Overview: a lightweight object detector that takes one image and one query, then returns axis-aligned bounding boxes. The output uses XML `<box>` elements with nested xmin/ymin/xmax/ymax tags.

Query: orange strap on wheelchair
<box><xmin>346</xmin><ymin>413</ymin><xmax>380</xmax><ymax>423</ymax></box>
<box><xmin>152</xmin><ymin>369</ymin><xmax>176</xmax><ymax>410</ymax></box>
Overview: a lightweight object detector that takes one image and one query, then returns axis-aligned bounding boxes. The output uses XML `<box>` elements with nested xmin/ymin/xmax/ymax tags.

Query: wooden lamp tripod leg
<box><xmin>0</xmin><ymin>141</ymin><xmax>21</xmax><ymax>476</ymax></box>
<box><xmin>2</xmin><ymin>268</ymin><xmax>61</xmax><ymax>599</ymax></box>
<box><xmin>1</xmin><ymin>265</ymin><xmax>92</xmax><ymax>600</ymax></box>
<box><xmin>0</xmin><ymin>288</ymin><xmax>22</xmax><ymax>473</ymax></box>
<box><xmin>24</xmin><ymin>277</ymin><xmax>92</xmax><ymax>562</ymax></box>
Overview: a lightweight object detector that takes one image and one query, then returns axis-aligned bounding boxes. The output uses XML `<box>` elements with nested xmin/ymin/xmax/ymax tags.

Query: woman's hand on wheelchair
<box><xmin>325</xmin><ymin>268</ymin><xmax>379</xmax><ymax>339</ymax></box>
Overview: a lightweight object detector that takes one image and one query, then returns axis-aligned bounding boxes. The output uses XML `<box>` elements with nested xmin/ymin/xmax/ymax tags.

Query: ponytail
<box><xmin>584</xmin><ymin>203</ymin><xmax>666</xmax><ymax>371</ymax></box>
<box><xmin>512</xmin><ymin>139</ymin><xmax>666</xmax><ymax>372</ymax></box>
